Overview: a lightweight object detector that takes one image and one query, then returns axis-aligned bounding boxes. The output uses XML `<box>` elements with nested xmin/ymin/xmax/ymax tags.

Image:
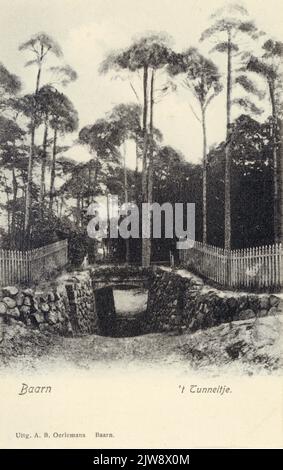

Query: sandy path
<box><xmin>1</xmin><ymin>315</ymin><xmax>281</xmax><ymax>377</ymax></box>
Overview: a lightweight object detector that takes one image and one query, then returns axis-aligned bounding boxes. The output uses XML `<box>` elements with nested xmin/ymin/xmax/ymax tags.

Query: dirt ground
<box><xmin>0</xmin><ymin>314</ymin><xmax>282</xmax><ymax>377</ymax></box>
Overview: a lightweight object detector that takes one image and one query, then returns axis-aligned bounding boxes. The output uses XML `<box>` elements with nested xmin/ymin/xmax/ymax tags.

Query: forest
<box><xmin>0</xmin><ymin>3</ymin><xmax>282</xmax><ymax>267</ymax></box>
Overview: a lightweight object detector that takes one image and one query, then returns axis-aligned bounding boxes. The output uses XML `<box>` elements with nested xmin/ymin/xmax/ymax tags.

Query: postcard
<box><xmin>0</xmin><ymin>0</ymin><xmax>282</xmax><ymax>450</ymax></box>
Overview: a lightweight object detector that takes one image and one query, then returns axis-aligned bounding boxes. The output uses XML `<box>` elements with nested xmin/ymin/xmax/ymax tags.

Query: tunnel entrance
<box><xmin>94</xmin><ymin>285</ymin><xmax>148</xmax><ymax>338</ymax></box>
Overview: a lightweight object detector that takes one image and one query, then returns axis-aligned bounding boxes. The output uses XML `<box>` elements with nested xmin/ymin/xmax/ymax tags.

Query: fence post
<box><xmin>0</xmin><ymin>239</ymin><xmax>69</xmax><ymax>287</ymax></box>
<box><xmin>280</xmin><ymin>243</ymin><xmax>283</xmax><ymax>290</ymax></box>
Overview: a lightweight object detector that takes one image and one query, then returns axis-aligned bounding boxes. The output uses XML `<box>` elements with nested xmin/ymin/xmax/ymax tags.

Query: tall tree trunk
<box><xmin>93</xmin><ymin>160</ymin><xmax>100</xmax><ymax>200</ymax></box>
<box><xmin>35</xmin><ymin>50</ymin><xmax>43</xmax><ymax>94</ymax></box>
<box><xmin>49</xmin><ymin>127</ymin><xmax>58</xmax><ymax>212</ymax></box>
<box><xmin>135</xmin><ymin>136</ymin><xmax>140</xmax><ymax>202</ymax></box>
<box><xmin>224</xmin><ymin>30</ymin><xmax>232</xmax><ymax>251</ymax></box>
<box><xmin>24</xmin><ymin>46</ymin><xmax>44</xmax><ymax>248</ymax></box>
<box><xmin>40</xmin><ymin>120</ymin><xmax>48</xmax><ymax>217</ymax></box>
<box><xmin>87</xmin><ymin>163</ymin><xmax>92</xmax><ymax>205</ymax></box>
<box><xmin>147</xmin><ymin>69</ymin><xmax>154</xmax><ymax>205</ymax></box>
<box><xmin>141</xmin><ymin>65</ymin><xmax>149</xmax><ymax>200</ymax></box>
<box><xmin>123</xmin><ymin>142</ymin><xmax>130</xmax><ymax>263</ymax></box>
<box><xmin>201</xmin><ymin>105</ymin><xmax>207</xmax><ymax>244</ymax></box>
<box><xmin>143</xmin><ymin>69</ymin><xmax>155</xmax><ymax>267</ymax></box>
<box><xmin>135</xmin><ymin>138</ymin><xmax>139</xmax><ymax>175</ymax></box>
<box><xmin>141</xmin><ymin>65</ymin><xmax>149</xmax><ymax>266</ymax></box>
<box><xmin>11</xmin><ymin>168</ymin><xmax>18</xmax><ymax>248</ymax></box>
<box><xmin>106</xmin><ymin>192</ymin><xmax>110</xmax><ymax>256</ymax></box>
<box><xmin>268</xmin><ymin>79</ymin><xmax>280</xmax><ymax>243</ymax></box>
<box><xmin>24</xmin><ymin>129</ymin><xmax>35</xmax><ymax>247</ymax></box>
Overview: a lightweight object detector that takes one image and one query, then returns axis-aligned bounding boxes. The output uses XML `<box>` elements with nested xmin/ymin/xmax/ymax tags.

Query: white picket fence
<box><xmin>179</xmin><ymin>241</ymin><xmax>283</xmax><ymax>291</ymax></box>
<box><xmin>0</xmin><ymin>239</ymin><xmax>68</xmax><ymax>286</ymax></box>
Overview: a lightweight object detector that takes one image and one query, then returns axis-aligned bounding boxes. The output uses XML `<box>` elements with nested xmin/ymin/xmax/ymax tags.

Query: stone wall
<box><xmin>0</xmin><ymin>266</ymin><xmax>148</xmax><ymax>341</ymax></box>
<box><xmin>0</xmin><ymin>271</ymin><xmax>99</xmax><ymax>340</ymax></box>
<box><xmin>144</xmin><ymin>268</ymin><xmax>283</xmax><ymax>333</ymax></box>
<box><xmin>0</xmin><ymin>284</ymin><xmax>71</xmax><ymax>338</ymax></box>
<box><xmin>65</xmin><ymin>274</ymin><xmax>99</xmax><ymax>335</ymax></box>
<box><xmin>1</xmin><ymin>266</ymin><xmax>282</xmax><ymax>342</ymax></box>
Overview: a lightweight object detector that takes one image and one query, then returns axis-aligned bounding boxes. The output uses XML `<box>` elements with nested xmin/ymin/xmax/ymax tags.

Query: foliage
<box><xmin>0</xmin><ymin>63</ymin><xmax>22</xmax><ymax>99</ymax></box>
<box><xmin>200</xmin><ymin>3</ymin><xmax>264</xmax><ymax>116</ymax></box>
<box><xmin>100</xmin><ymin>33</ymin><xmax>173</xmax><ymax>74</ymax></box>
<box><xmin>68</xmin><ymin>230</ymin><xmax>88</xmax><ymax>266</ymax></box>
<box><xmin>168</xmin><ymin>48</ymin><xmax>222</xmax><ymax>109</ymax></box>
<box><xmin>79</xmin><ymin>118</ymin><xmax>122</xmax><ymax>161</ymax></box>
<box><xmin>19</xmin><ymin>32</ymin><xmax>62</xmax><ymax>60</ymax></box>
<box><xmin>207</xmin><ymin>115</ymin><xmax>275</xmax><ymax>247</ymax></box>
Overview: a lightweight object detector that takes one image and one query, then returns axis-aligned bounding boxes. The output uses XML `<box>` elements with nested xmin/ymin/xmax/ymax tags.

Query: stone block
<box><xmin>33</xmin><ymin>312</ymin><xmax>45</xmax><ymax>324</ymax></box>
<box><xmin>2</xmin><ymin>286</ymin><xmax>19</xmax><ymax>297</ymax></box>
<box><xmin>238</xmin><ymin>309</ymin><xmax>255</xmax><ymax>320</ymax></box>
<box><xmin>23</xmin><ymin>296</ymin><xmax>32</xmax><ymax>306</ymax></box>
<box><xmin>3</xmin><ymin>297</ymin><xmax>17</xmax><ymax>309</ymax></box>
<box><xmin>6</xmin><ymin>307</ymin><xmax>20</xmax><ymax>319</ymax></box>
<box><xmin>268</xmin><ymin>306</ymin><xmax>279</xmax><ymax>316</ymax></box>
<box><xmin>269</xmin><ymin>295</ymin><xmax>280</xmax><ymax>308</ymax></box>
<box><xmin>0</xmin><ymin>302</ymin><xmax>7</xmax><ymax>315</ymax></box>
<box><xmin>37</xmin><ymin>292</ymin><xmax>48</xmax><ymax>303</ymax></box>
<box><xmin>20</xmin><ymin>305</ymin><xmax>31</xmax><ymax>315</ymax></box>
<box><xmin>47</xmin><ymin>309</ymin><xmax>58</xmax><ymax>324</ymax></box>
<box><xmin>16</xmin><ymin>293</ymin><xmax>25</xmax><ymax>307</ymax></box>
<box><xmin>23</xmin><ymin>288</ymin><xmax>34</xmax><ymax>297</ymax></box>
<box><xmin>248</xmin><ymin>295</ymin><xmax>259</xmax><ymax>310</ymax></box>
<box><xmin>260</xmin><ymin>296</ymin><xmax>270</xmax><ymax>310</ymax></box>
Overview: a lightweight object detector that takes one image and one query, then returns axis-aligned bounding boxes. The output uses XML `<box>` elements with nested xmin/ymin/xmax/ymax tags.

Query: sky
<box><xmin>0</xmin><ymin>0</ymin><xmax>282</xmax><ymax>169</ymax></box>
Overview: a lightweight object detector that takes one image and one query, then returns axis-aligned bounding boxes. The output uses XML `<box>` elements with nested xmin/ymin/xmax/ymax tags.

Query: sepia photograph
<box><xmin>0</xmin><ymin>0</ymin><xmax>282</xmax><ymax>451</ymax></box>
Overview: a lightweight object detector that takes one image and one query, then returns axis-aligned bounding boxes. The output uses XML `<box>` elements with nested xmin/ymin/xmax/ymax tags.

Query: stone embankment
<box><xmin>0</xmin><ymin>272</ymin><xmax>98</xmax><ymax>341</ymax></box>
<box><xmin>0</xmin><ymin>266</ymin><xmax>282</xmax><ymax>344</ymax></box>
<box><xmin>144</xmin><ymin>268</ymin><xmax>282</xmax><ymax>334</ymax></box>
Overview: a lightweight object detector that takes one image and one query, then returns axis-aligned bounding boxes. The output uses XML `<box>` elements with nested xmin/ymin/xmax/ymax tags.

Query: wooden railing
<box><xmin>0</xmin><ymin>239</ymin><xmax>68</xmax><ymax>286</ymax></box>
<box><xmin>179</xmin><ymin>240</ymin><xmax>283</xmax><ymax>291</ymax></box>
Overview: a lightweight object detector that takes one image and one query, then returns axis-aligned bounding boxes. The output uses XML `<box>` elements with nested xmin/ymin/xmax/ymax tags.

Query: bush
<box><xmin>68</xmin><ymin>231</ymin><xmax>88</xmax><ymax>267</ymax></box>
